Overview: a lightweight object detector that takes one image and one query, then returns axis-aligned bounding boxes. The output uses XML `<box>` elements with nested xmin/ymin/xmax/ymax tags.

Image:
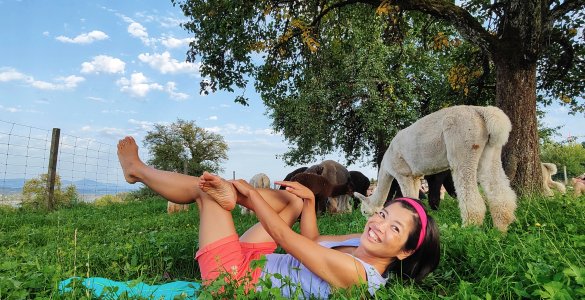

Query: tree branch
<box><xmin>549</xmin><ymin>0</ymin><xmax>585</xmax><ymax>22</ymax></box>
<box><xmin>391</xmin><ymin>0</ymin><xmax>499</xmax><ymax>54</ymax></box>
<box><xmin>309</xmin><ymin>0</ymin><xmax>362</xmax><ymax>26</ymax></box>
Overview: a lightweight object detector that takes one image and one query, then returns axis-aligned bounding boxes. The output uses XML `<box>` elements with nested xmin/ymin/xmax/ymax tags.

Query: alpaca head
<box><xmin>355</xmin><ymin>192</ymin><xmax>381</xmax><ymax>217</ymax></box>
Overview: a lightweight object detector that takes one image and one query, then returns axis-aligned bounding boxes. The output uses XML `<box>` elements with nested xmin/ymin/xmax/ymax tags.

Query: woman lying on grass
<box><xmin>117</xmin><ymin>136</ymin><xmax>440</xmax><ymax>298</ymax></box>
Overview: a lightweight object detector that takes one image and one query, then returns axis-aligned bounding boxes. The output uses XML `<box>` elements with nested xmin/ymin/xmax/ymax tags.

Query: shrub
<box><xmin>21</xmin><ymin>173</ymin><xmax>80</xmax><ymax>209</ymax></box>
<box><xmin>93</xmin><ymin>194</ymin><xmax>126</xmax><ymax>206</ymax></box>
<box><xmin>540</xmin><ymin>141</ymin><xmax>585</xmax><ymax>179</ymax></box>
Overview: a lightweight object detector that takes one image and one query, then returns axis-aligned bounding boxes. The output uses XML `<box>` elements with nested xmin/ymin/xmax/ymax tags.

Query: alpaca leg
<box><xmin>549</xmin><ymin>181</ymin><xmax>566</xmax><ymax>195</ymax></box>
<box><xmin>541</xmin><ymin>164</ymin><xmax>555</xmax><ymax>196</ymax></box>
<box><xmin>451</xmin><ymin>166</ymin><xmax>485</xmax><ymax>227</ymax></box>
<box><xmin>425</xmin><ymin>174</ymin><xmax>444</xmax><ymax>210</ymax></box>
<box><xmin>477</xmin><ymin>146</ymin><xmax>517</xmax><ymax>232</ymax></box>
<box><xmin>328</xmin><ymin>197</ymin><xmax>339</xmax><ymax>213</ymax></box>
<box><xmin>443</xmin><ymin>122</ymin><xmax>486</xmax><ymax>227</ymax></box>
<box><xmin>395</xmin><ymin>176</ymin><xmax>418</xmax><ymax>199</ymax></box>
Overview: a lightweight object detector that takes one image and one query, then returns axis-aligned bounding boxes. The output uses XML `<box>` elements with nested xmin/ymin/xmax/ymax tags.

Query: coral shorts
<box><xmin>195</xmin><ymin>234</ymin><xmax>277</xmax><ymax>285</ymax></box>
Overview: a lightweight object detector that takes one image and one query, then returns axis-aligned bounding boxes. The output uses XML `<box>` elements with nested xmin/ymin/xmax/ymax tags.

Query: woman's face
<box><xmin>360</xmin><ymin>202</ymin><xmax>417</xmax><ymax>259</ymax></box>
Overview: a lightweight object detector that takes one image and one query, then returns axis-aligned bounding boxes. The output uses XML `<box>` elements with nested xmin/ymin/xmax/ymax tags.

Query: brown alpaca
<box><xmin>290</xmin><ymin>172</ymin><xmax>353</xmax><ymax>214</ymax></box>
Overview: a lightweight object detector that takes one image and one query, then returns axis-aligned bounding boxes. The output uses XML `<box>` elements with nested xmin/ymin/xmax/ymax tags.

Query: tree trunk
<box><xmin>494</xmin><ymin>59</ymin><xmax>543</xmax><ymax>195</ymax></box>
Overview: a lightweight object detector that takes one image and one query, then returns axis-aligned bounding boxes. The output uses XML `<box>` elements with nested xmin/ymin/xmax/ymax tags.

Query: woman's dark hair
<box><xmin>385</xmin><ymin>198</ymin><xmax>440</xmax><ymax>282</ymax></box>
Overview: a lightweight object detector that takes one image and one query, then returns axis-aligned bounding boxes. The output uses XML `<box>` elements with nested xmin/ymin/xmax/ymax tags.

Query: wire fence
<box><xmin>0</xmin><ymin>120</ymin><xmax>143</xmax><ymax>206</ymax></box>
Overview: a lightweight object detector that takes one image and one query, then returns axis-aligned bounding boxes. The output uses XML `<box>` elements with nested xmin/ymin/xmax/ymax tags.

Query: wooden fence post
<box><xmin>47</xmin><ymin>128</ymin><xmax>60</xmax><ymax>211</ymax></box>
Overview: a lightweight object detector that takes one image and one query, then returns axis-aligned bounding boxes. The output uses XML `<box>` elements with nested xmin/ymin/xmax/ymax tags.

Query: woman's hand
<box><xmin>230</xmin><ymin>179</ymin><xmax>255</xmax><ymax>197</ymax></box>
<box><xmin>275</xmin><ymin>181</ymin><xmax>315</xmax><ymax>202</ymax></box>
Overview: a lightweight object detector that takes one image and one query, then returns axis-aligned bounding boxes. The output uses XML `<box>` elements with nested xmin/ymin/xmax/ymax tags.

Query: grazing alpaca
<box><xmin>290</xmin><ymin>172</ymin><xmax>353</xmax><ymax>214</ymax></box>
<box><xmin>541</xmin><ymin>163</ymin><xmax>566</xmax><ymax>196</ymax></box>
<box><xmin>354</xmin><ymin>105</ymin><xmax>517</xmax><ymax>232</ymax></box>
<box><xmin>167</xmin><ymin>201</ymin><xmax>189</xmax><ymax>214</ymax></box>
<box><xmin>572</xmin><ymin>177</ymin><xmax>585</xmax><ymax>197</ymax></box>
<box><xmin>279</xmin><ymin>167</ymin><xmax>309</xmax><ymax>190</ymax></box>
<box><xmin>424</xmin><ymin>171</ymin><xmax>457</xmax><ymax>210</ymax></box>
<box><xmin>240</xmin><ymin>173</ymin><xmax>271</xmax><ymax>215</ymax></box>
<box><xmin>307</xmin><ymin>160</ymin><xmax>352</xmax><ymax>213</ymax></box>
<box><xmin>349</xmin><ymin>171</ymin><xmax>370</xmax><ymax>211</ymax></box>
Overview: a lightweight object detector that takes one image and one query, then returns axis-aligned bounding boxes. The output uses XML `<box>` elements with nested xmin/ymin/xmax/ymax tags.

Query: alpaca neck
<box><xmin>369</xmin><ymin>170</ymin><xmax>394</xmax><ymax>207</ymax></box>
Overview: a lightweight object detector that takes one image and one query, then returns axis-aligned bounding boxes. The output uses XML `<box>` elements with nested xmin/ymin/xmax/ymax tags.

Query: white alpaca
<box><xmin>240</xmin><ymin>173</ymin><xmax>271</xmax><ymax>215</ymax></box>
<box><xmin>541</xmin><ymin>163</ymin><xmax>566</xmax><ymax>196</ymax></box>
<box><xmin>354</xmin><ymin>105</ymin><xmax>517</xmax><ymax>232</ymax></box>
<box><xmin>571</xmin><ymin>177</ymin><xmax>585</xmax><ymax>197</ymax></box>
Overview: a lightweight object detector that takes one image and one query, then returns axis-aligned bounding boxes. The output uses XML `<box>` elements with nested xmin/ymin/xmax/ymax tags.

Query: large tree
<box><xmin>143</xmin><ymin>119</ymin><xmax>228</xmax><ymax>176</ymax></box>
<box><xmin>172</xmin><ymin>0</ymin><xmax>584</xmax><ymax>194</ymax></box>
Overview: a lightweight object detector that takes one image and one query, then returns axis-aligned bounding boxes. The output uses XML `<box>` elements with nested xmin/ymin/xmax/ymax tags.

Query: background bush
<box><xmin>540</xmin><ymin>141</ymin><xmax>585</xmax><ymax>181</ymax></box>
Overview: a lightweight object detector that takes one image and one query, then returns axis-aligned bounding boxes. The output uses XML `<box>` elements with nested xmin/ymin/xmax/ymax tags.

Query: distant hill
<box><xmin>0</xmin><ymin>178</ymin><xmax>139</xmax><ymax>195</ymax></box>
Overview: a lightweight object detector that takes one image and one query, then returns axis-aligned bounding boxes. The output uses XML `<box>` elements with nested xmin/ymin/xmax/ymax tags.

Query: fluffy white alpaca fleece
<box><xmin>355</xmin><ymin>105</ymin><xmax>517</xmax><ymax>232</ymax></box>
<box><xmin>240</xmin><ymin>173</ymin><xmax>271</xmax><ymax>215</ymax></box>
<box><xmin>541</xmin><ymin>163</ymin><xmax>566</xmax><ymax>196</ymax></box>
<box><xmin>571</xmin><ymin>178</ymin><xmax>585</xmax><ymax>197</ymax></box>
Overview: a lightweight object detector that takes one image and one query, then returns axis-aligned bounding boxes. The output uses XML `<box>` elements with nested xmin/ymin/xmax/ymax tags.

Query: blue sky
<box><xmin>0</xmin><ymin>0</ymin><xmax>582</xmax><ymax>187</ymax></box>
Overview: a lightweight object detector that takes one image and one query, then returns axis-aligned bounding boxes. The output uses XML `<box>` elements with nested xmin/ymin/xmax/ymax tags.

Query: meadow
<box><xmin>0</xmin><ymin>190</ymin><xmax>583</xmax><ymax>299</ymax></box>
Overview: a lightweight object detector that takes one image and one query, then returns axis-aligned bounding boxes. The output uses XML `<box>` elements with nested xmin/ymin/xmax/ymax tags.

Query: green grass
<box><xmin>1</xmin><ymin>193</ymin><xmax>584</xmax><ymax>299</ymax></box>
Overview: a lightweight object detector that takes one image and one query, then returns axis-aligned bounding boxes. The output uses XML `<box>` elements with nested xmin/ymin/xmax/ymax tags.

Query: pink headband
<box><xmin>395</xmin><ymin>197</ymin><xmax>427</xmax><ymax>251</ymax></box>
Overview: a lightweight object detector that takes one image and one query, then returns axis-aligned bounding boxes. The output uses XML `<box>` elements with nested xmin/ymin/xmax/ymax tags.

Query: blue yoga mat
<box><xmin>59</xmin><ymin>277</ymin><xmax>200</xmax><ymax>299</ymax></box>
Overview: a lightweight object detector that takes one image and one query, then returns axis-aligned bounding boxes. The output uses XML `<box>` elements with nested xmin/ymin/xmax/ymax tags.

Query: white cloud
<box><xmin>208</xmin><ymin>116</ymin><xmax>218</xmax><ymax>121</ymax></box>
<box><xmin>101</xmin><ymin>109</ymin><xmax>137</xmax><ymax>114</ymax></box>
<box><xmin>128</xmin><ymin>119</ymin><xmax>157</xmax><ymax>131</ymax></box>
<box><xmin>0</xmin><ymin>68</ymin><xmax>27</xmax><ymax>81</ymax></box>
<box><xmin>42</xmin><ymin>31</ymin><xmax>50</xmax><ymax>36</ymax></box>
<box><xmin>1</xmin><ymin>68</ymin><xmax>84</xmax><ymax>90</ymax></box>
<box><xmin>0</xmin><ymin>105</ymin><xmax>21</xmax><ymax>113</ymax></box>
<box><xmin>35</xmin><ymin>98</ymin><xmax>50</xmax><ymax>104</ymax></box>
<box><xmin>78</xmin><ymin>125</ymin><xmax>127</xmax><ymax>138</ymax></box>
<box><xmin>128</xmin><ymin>22</ymin><xmax>147</xmax><ymax>38</ymax></box>
<box><xmin>86</xmin><ymin>96</ymin><xmax>107</xmax><ymax>102</ymax></box>
<box><xmin>161</xmin><ymin>37</ymin><xmax>194</xmax><ymax>49</ymax></box>
<box><xmin>55</xmin><ymin>30</ymin><xmax>109</xmax><ymax>44</ymax></box>
<box><xmin>81</xmin><ymin>55</ymin><xmax>126</xmax><ymax>74</ymax></box>
<box><xmin>138</xmin><ymin>51</ymin><xmax>199</xmax><ymax>74</ymax></box>
<box><xmin>203</xmin><ymin>124</ymin><xmax>280</xmax><ymax>137</ymax></box>
<box><xmin>254</xmin><ymin>128</ymin><xmax>278</xmax><ymax>136</ymax></box>
<box><xmin>165</xmin><ymin>82</ymin><xmax>189</xmax><ymax>100</ymax></box>
<box><xmin>117</xmin><ymin>72</ymin><xmax>162</xmax><ymax>97</ymax></box>
<box><xmin>127</xmin><ymin>22</ymin><xmax>154</xmax><ymax>46</ymax></box>
<box><xmin>29</xmin><ymin>75</ymin><xmax>85</xmax><ymax>90</ymax></box>
<box><xmin>158</xmin><ymin>17</ymin><xmax>184</xmax><ymax>28</ymax></box>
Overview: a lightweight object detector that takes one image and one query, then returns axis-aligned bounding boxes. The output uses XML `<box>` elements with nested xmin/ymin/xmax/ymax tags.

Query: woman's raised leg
<box><xmin>117</xmin><ymin>136</ymin><xmax>202</xmax><ymax>204</ymax></box>
<box><xmin>117</xmin><ymin>136</ymin><xmax>303</xmax><ymax>247</ymax></box>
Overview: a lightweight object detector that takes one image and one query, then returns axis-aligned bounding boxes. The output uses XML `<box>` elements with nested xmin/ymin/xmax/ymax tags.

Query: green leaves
<box><xmin>143</xmin><ymin>119</ymin><xmax>228</xmax><ymax>176</ymax></box>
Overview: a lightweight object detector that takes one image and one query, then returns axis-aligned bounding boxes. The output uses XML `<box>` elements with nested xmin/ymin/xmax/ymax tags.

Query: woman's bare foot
<box><xmin>199</xmin><ymin>172</ymin><xmax>237</xmax><ymax>211</ymax></box>
<box><xmin>117</xmin><ymin>136</ymin><xmax>144</xmax><ymax>184</ymax></box>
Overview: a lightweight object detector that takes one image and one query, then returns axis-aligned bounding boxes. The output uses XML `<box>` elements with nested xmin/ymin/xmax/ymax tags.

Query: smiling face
<box><xmin>360</xmin><ymin>202</ymin><xmax>418</xmax><ymax>261</ymax></box>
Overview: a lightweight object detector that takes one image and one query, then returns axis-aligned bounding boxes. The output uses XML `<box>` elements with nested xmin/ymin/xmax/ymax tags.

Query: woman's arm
<box><xmin>277</xmin><ymin>181</ymin><xmax>363</xmax><ymax>242</ymax></box>
<box><xmin>276</xmin><ymin>180</ymin><xmax>320</xmax><ymax>241</ymax></box>
<box><xmin>316</xmin><ymin>233</ymin><xmax>362</xmax><ymax>243</ymax></box>
<box><xmin>232</xmin><ymin>181</ymin><xmax>367</xmax><ymax>288</ymax></box>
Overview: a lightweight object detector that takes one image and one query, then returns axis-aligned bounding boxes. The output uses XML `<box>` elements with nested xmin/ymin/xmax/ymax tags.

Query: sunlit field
<box><xmin>1</xmin><ymin>191</ymin><xmax>583</xmax><ymax>299</ymax></box>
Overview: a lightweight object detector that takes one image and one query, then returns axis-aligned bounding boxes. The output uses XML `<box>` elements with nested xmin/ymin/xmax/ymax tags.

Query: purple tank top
<box><xmin>258</xmin><ymin>238</ymin><xmax>388</xmax><ymax>299</ymax></box>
